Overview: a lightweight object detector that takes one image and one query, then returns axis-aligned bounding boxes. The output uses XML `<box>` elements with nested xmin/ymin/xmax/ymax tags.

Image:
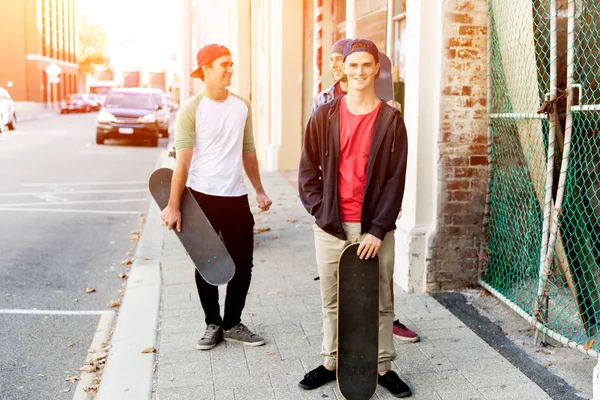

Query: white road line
<box><xmin>22</xmin><ymin>181</ymin><xmax>147</xmax><ymax>187</ymax></box>
<box><xmin>0</xmin><ymin>309</ymin><xmax>109</xmax><ymax>315</ymax></box>
<box><xmin>0</xmin><ymin>189</ymin><xmax>148</xmax><ymax>197</ymax></box>
<box><xmin>0</xmin><ymin>198</ymin><xmax>147</xmax><ymax>208</ymax></box>
<box><xmin>0</xmin><ymin>208</ymin><xmax>141</xmax><ymax>215</ymax></box>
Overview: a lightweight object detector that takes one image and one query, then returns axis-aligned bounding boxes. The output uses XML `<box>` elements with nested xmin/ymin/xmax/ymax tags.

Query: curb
<box><xmin>96</xmin><ymin>149</ymin><xmax>170</xmax><ymax>400</ymax></box>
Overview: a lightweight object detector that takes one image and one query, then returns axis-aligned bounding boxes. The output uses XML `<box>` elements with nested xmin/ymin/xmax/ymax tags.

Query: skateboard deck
<box><xmin>148</xmin><ymin>168</ymin><xmax>235</xmax><ymax>286</ymax></box>
<box><xmin>376</xmin><ymin>52</ymin><xmax>394</xmax><ymax>102</ymax></box>
<box><xmin>337</xmin><ymin>243</ymin><xmax>379</xmax><ymax>400</ymax></box>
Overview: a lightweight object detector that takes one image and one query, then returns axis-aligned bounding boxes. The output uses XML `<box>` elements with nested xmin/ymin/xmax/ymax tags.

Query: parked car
<box><xmin>133</xmin><ymin>88</ymin><xmax>170</xmax><ymax>138</ymax></box>
<box><xmin>0</xmin><ymin>87</ymin><xmax>17</xmax><ymax>132</ymax></box>
<box><xmin>86</xmin><ymin>94</ymin><xmax>102</xmax><ymax>111</ymax></box>
<box><xmin>60</xmin><ymin>93</ymin><xmax>92</xmax><ymax>113</ymax></box>
<box><xmin>95</xmin><ymin>88</ymin><xmax>161</xmax><ymax>147</ymax></box>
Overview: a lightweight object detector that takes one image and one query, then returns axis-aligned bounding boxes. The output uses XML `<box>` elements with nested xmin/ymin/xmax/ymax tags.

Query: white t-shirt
<box><xmin>174</xmin><ymin>92</ymin><xmax>255</xmax><ymax>196</ymax></box>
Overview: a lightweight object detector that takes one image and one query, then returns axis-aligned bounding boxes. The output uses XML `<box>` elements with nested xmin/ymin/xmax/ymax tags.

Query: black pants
<box><xmin>189</xmin><ymin>189</ymin><xmax>255</xmax><ymax>330</ymax></box>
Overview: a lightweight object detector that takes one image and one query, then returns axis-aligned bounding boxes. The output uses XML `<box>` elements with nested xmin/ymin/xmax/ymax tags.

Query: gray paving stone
<box><xmin>155</xmin><ymin>385</ymin><xmax>215</xmax><ymax>400</ymax></box>
<box><xmin>478</xmin><ymin>382</ymin><xmax>551</xmax><ymax>400</ymax></box>
<box><xmin>156</xmin><ymin>361</ymin><xmax>213</xmax><ymax>389</ymax></box>
<box><xmin>272</xmin><ymin>332</ymin><xmax>311</xmax><ymax>349</ymax></box>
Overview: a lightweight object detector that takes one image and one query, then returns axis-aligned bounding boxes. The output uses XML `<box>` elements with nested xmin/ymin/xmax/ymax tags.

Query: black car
<box><xmin>95</xmin><ymin>89</ymin><xmax>161</xmax><ymax>147</ymax></box>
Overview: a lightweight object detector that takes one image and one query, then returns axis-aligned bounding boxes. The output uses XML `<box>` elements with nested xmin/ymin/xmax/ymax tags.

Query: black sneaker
<box><xmin>378</xmin><ymin>371</ymin><xmax>412</xmax><ymax>398</ymax></box>
<box><xmin>298</xmin><ymin>365</ymin><xmax>336</xmax><ymax>390</ymax></box>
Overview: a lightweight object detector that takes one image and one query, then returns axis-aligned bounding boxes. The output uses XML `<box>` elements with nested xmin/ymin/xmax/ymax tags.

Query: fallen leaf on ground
<box><xmin>253</xmin><ymin>227</ymin><xmax>271</xmax><ymax>234</ymax></box>
<box><xmin>107</xmin><ymin>300</ymin><xmax>121</xmax><ymax>308</ymax></box>
<box><xmin>441</xmin><ymin>376</ymin><xmax>447</xmax><ymax>380</ymax></box>
<box><xmin>584</xmin><ymin>339</ymin><xmax>596</xmax><ymax>351</ymax></box>
<box><xmin>144</xmin><ymin>257</ymin><xmax>152</xmax><ymax>260</ymax></box>
<box><xmin>129</xmin><ymin>230</ymin><xmax>141</xmax><ymax>242</ymax></box>
<box><xmin>84</xmin><ymin>384</ymin><xmax>99</xmax><ymax>392</ymax></box>
<box><xmin>536</xmin><ymin>349</ymin><xmax>551</xmax><ymax>356</ymax></box>
<box><xmin>65</xmin><ymin>376</ymin><xmax>80</xmax><ymax>383</ymax></box>
<box><xmin>248</xmin><ymin>313</ymin><xmax>256</xmax><ymax>317</ymax></box>
<box><xmin>80</xmin><ymin>365</ymin><xmax>97</xmax><ymax>373</ymax></box>
<box><xmin>69</xmin><ymin>343</ymin><xmax>76</xmax><ymax>347</ymax></box>
<box><xmin>141</xmin><ymin>347</ymin><xmax>156</xmax><ymax>354</ymax></box>
<box><xmin>85</xmin><ymin>288</ymin><xmax>96</xmax><ymax>294</ymax></box>
<box><xmin>90</xmin><ymin>352</ymin><xmax>108</xmax><ymax>364</ymax></box>
<box><xmin>544</xmin><ymin>362</ymin><xmax>553</xmax><ymax>367</ymax></box>
<box><xmin>270</xmin><ymin>235</ymin><xmax>280</xmax><ymax>240</ymax></box>
<box><xmin>119</xmin><ymin>272</ymin><xmax>129</xmax><ymax>280</ymax></box>
<box><xmin>479</xmin><ymin>289</ymin><xmax>490</xmax><ymax>297</ymax></box>
<box><xmin>287</xmin><ymin>218</ymin><xmax>298</xmax><ymax>223</ymax></box>
<box><xmin>121</xmin><ymin>259</ymin><xmax>133</xmax><ymax>266</ymax></box>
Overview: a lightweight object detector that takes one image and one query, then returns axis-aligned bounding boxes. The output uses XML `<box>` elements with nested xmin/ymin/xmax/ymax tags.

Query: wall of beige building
<box><xmin>192</xmin><ymin>0</ymin><xmax>306</xmax><ymax>172</ymax></box>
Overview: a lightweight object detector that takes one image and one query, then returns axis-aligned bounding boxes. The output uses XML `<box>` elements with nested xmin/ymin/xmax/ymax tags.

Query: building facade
<box><xmin>0</xmin><ymin>0</ymin><xmax>79</xmax><ymax>103</ymax></box>
<box><xmin>190</xmin><ymin>0</ymin><xmax>489</xmax><ymax>292</ymax></box>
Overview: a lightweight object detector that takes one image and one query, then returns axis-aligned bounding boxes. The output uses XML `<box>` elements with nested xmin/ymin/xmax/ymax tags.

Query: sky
<box><xmin>75</xmin><ymin>0</ymin><xmax>183</xmax><ymax>71</ymax></box>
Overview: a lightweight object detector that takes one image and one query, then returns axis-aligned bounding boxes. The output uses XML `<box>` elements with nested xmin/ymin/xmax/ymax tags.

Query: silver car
<box><xmin>0</xmin><ymin>87</ymin><xmax>16</xmax><ymax>133</ymax></box>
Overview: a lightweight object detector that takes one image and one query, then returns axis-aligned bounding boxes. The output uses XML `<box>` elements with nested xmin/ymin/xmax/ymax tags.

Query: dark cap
<box><xmin>330</xmin><ymin>38</ymin><xmax>351</xmax><ymax>55</ymax></box>
<box><xmin>342</xmin><ymin>39</ymin><xmax>379</xmax><ymax>63</ymax></box>
<box><xmin>190</xmin><ymin>44</ymin><xmax>231</xmax><ymax>79</ymax></box>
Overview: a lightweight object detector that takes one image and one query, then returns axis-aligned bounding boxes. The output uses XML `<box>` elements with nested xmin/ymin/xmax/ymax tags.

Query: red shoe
<box><xmin>393</xmin><ymin>320</ymin><xmax>420</xmax><ymax>342</ymax></box>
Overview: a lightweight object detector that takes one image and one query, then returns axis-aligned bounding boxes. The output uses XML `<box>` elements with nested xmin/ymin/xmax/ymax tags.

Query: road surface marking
<box><xmin>0</xmin><ymin>309</ymin><xmax>110</xmax><ymax>316</ymax></box>
<box><xmin>0</xmin><ymin>198</ymin><xmax>147</xmax><ymax>207</ymax></box>
<box><xmin>22</xmin><ymin>181</ymin><xmax>147</xmax><ymax>187</ymax></box>
<box><xmin>0</xmin><ymin>189</ymin><xmax>148</xmax><ymax>197</ymax></box>
<box><xmin>0</xmin><ymin>208</ymin><xmax>141</xmax><ymax>215</ymax></box>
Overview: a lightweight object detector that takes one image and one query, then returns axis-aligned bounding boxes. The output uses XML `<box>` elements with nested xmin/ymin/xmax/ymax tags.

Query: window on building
<box><xmin>393</xmin><ymin>10</ymin><xmax>406</xmax><ymax>82</ymax></box>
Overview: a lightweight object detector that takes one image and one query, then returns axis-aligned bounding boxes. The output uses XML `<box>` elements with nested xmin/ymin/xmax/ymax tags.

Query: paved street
<box><xmin>0</xmin><ymin>112</ymin><xmax>166</xmax><ymax>399</ymax></box>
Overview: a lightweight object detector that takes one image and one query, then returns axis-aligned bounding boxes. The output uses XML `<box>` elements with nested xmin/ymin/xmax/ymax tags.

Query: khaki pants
<box><xmin>314</xmin><ymin>222</ymin><xmax>396</xmax><ymax>371</ymax></box>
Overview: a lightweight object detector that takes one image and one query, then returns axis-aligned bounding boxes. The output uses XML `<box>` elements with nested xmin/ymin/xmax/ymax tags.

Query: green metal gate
<box><xmin>481</xmin><ymin>0</ymin><xmax>600</xmax><ymax>356</ymax></box>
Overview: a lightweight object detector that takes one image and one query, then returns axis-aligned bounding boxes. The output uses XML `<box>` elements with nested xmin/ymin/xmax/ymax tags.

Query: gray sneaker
<box><xmin>196</xmin><ymin>324</ymin><xmax>223</xmax><ymax>350</ymax></box>
<box><xmin>223</xmin><ymin>323</ymin><xmax>265</xmax><ymax>346</ymax></box>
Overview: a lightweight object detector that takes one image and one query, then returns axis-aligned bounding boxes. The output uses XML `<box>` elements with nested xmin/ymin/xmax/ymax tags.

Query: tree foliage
<box><xmin>77</xmin><ymin>15</ymin><xmax>110</xmax><ymax>75</ymax></box>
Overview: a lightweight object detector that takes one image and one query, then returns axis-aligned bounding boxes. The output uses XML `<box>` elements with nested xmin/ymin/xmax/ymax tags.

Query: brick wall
<box><xmin>427</xmin><ymin>0</ymin><xmax>489</xmax><ymax>290</ymax></box>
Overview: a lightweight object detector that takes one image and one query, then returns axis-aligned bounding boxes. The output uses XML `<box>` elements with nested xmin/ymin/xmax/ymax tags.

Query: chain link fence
<box><xmin>481</xmin><ymin>0</ymin><xmax>600</xmax><ymax>356</ymax></box>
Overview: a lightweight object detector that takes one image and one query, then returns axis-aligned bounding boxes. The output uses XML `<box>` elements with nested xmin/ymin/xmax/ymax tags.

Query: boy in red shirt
<box><xmin>313</xmin><ymin>38</ymin><xmax>420</xmax><ymax>343</ymax></box>
<box><xmin>299</xmin><ymin>39</ymin><xmax>411</xmax><ymax>397</ymax></box>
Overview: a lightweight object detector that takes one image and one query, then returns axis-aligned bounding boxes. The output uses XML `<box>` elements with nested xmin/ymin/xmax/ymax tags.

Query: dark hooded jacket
<box><xmin>298</xmin><ymin>96</ymin><xmax>408</xmax><ymax>240</ymax></box>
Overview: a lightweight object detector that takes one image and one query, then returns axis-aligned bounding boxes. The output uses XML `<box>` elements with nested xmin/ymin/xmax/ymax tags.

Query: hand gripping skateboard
<box><xmin>337</xmin><ymin>243</ymin><xmax>379</xmax><ymax>399</ymax></box>
<box><xmin>148</xmin><ymin>168</ymin><xmax>235</xmax><ymax>286</ymax></box>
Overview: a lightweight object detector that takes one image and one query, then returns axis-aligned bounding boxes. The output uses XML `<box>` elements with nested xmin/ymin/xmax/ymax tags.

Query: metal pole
<box><xmin>483</xmin><ymin>2</ymin><xmax>493</xmax><ymax>275</ymax></box>
<box><xmin>346</xmin><ymin>0</ymin><xmax>356</xmax><ymax>38</ymax></box>
<box><xmin>313</xmin><ymin>0</ymin><xmax>323</xmax><ymax>99</ymax></box>
<box><xmin>180</xmin><ymin>0</ymin><xmax>192</xmax><ymax>103</ymax></box>
<box><xmin>533</xmin><ymin>0</ymin><xmax>558</xmax><ymax>345</ymax></box>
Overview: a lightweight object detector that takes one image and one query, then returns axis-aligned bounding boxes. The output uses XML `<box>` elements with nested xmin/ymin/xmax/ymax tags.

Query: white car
<box><xmin>0</xmin><ymin>87</ymin><xmax>16</xmax><ymax>133</ymax></box>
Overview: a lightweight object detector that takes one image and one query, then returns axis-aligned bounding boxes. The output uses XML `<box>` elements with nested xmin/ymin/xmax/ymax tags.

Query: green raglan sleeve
<box><xmin>174</xmin><ymin>94</ymin><xmax>201</xmax><ymax>152</ymax></box>
<box><xmin>231</xmin><ymin>93</ymin><xmax>256</xmax><ymax>153</ymax></box>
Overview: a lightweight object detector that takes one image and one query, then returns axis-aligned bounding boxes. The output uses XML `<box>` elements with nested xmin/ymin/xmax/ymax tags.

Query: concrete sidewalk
<box><xmin>14</xmin><ymin>102</ymin><xmax>57</xmax><ymax>122</ymax></box>
<box><xmin>98</xmin><ymin>153</ymin><xmax>558</xmax><ymax>400</ymax></box>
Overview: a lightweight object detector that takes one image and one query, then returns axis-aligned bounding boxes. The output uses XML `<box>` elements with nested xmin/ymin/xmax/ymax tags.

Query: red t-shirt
<box><xmin>338</xmin><ymin>97</ymin><xmax>383</xmax><ymax>222</ymax></box>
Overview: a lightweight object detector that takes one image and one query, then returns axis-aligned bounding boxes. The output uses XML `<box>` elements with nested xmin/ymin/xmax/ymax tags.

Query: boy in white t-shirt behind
<box><xmin>161</xmin><ymin>44</ymin><xmax>272</xmax><ymax>350</ymax></box>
